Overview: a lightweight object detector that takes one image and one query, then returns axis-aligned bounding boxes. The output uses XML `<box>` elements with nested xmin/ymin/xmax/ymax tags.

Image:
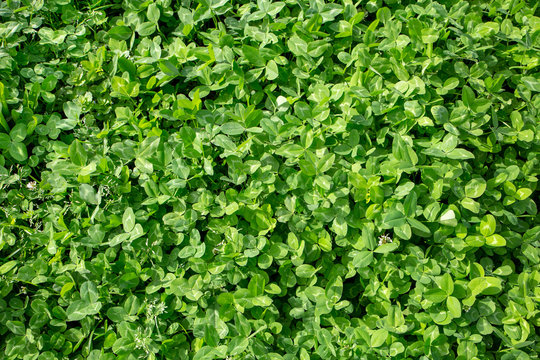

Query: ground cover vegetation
<box><xmin>0</xmin><ymin>0</ymin><xmax>539</xmax><ymax>359</ymax></box>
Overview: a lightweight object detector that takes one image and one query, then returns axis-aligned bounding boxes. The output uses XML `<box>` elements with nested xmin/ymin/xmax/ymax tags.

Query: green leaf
<box><xmin>331</xmin><ymin>216</ymin><xmax>348</xmax><ymax>236</ymax></box>
<box><xmin>439</xmin><ymin>273</ymin><xmax>454</xmax><ymax>295</ymax></box>
<box><xmin>421</xmin><ymin>28</ymin><xmax>439</xmax><ymax>43</ymax></box>
<box><xmin>68</xmin><ymin>139</ymin><xmax>87</xmax><ymax>166</ymax></box>
<box><xmin>424</xmin><ymin>288</ymin><xmax>447</xmax><ymax>303</ymax></box>
<box><xmin>147</xmin><ymin>3</ymin><xmax>160</xmax><ymax>24</ymax></box>
<box><xmin>317</xmin><ymin>328</ymin><xmax>336</xmax><ymax>356</ymax></box>
<box><xmin>486</xmin><ymin>234</ymin><xmax>506</xmax><ymax>247</ymax></box>
<box><xmin>468</xmin><ymin>277</ymin><xmax>502</xmax><ymax>296</ymax></box>
<box><xmin>294</xmin><ymin>102</ymin><xmax>311</xmax><ymax>120</ymax></box>
<box><xmin>109</xmin><ymin>26</ymin><xmax>132</xmax><ymax>40</ymax></box>
<box><xmin>80</xmin><ymin>281</ymin><xmax>99</xmax><ymax>303</ymax></box>
<box><xmin>66</xmin><ymin>300</ymin><xmax>101</xmax><ymax>321</ymax></box>
<box><xmin>515</xmin><ymin>188</ymin><xmax>532</xmax><ymax>200</ymax></box>
<box><xmin>242</xmin><ymin>45</ymin><xmax>265</xmax><ymax>67</ymax></box>
<box><xmin>370</xmin><ymin>329</ymin><xmax>388</xmax><ymax>348</ymax></box>
<box><xmin>352</xmin><ymin>251</ymin><xmax>373</xmax><ymax>268</ymax></box>
<box><xmin>431</xmin><ymin>105</ymin><xmax>449</xmax><ymax>123</ymax></box>
<box><xmin>266</xmin><ymin>60</ymin><xmax>279</xmax><ymax>80</ymax></box>
<box><xmin>63</xmin><ymin>102</ymin><xmax>81</xmax><ymax>122</ymax></box>
<box><xmin>521</xmin><ymin>76</ymin><xmax>540</xmax><ymax>92</ymax></box>
<box><xmin>9</xmin><ymin>142</ymin><xmax>28</xmax><ymax>162</ymax></box>
<box><xmin>228</xmin><ymin>337</ymin><xmax>249</xmax><ymax>355</ymax></box>
<box><xmin>0</xmin><ymin>260</ymin><xmax>17</xmax><ymax>274</ymax></box>
<box><xmin>317</xmin><ymin>153</ymin><xmax>335</xmax><ymax>173</ymax></box>
<box><xmin>0</xmin><ymin>133</ymin><xmax>10</xmax><ymax>149</ymax></box>
<box><xmin>6</xmin><ymin>321</ymin><xmax>25</xmax><ymax>335</ymax></box>
<box><xmin>390</xmin><ymin>342</ymin><xmax>405</xmax><ymax>356</ymax></box>
<box><xmin>374</xmin><ymin>241</ymin><xmax>399</xmax><ymax>253</ymax></box>
<box><xmin>248</xmin><ymin>274</ymin><xmax>266</xmax><ymax>297</ymax></box>
<box><xmin>480</xmin><ymin>214</ymin><xmax>496</xmax><ymax>236</ymax></box>
<box><xmin>461</xmin><ymin>198</ymin><xmax>481</xmax><ymax>213</ymax></box>
<box><xmin>295</xmin><ymin>264</ymin><xmax>317</xmax><ymax>278</ymax></box>
<box><xmin>407</xmin><ymin>218</ymin><xmax>431</xmax><ymax>235</ymax></box>
<box><xmin>447</xmin><ymin>296</ymin><xmax>461</xmax><ymax>318</ymax></box>
<box><xmin>9</xmin><ymin>123</ymin><xmax>27</xmax><ymax>143</ymax></box>
<box><xmin>424</xmin><ymin>202</ymin><xmax>441</xmax><ymax>222</ymax></box>
<box><xmin>79</xmin><ymin>184</ymin><xmax>101</xmax><ymax>205</ymax></box>
<box><xmin>106</xmin><ymin>307</ymin><xmax>129</xmax><ymax>322</ymax></box>
<box><xmin>325</xmin><ymin>275</ymin><xmax>343</xmax><ymax>303</ymax></box>
<box><xmin>276</xmin><ymin>144</ymin><xmax>304</xmax><ymax>158</ymax></box>
<box><xmin>288</xmin><ymin>35</ymin><xmax>308</xmax><ymax>56</ymax></box>
<box><xmin>383</xmin><ymin>210</ymin><xmax>406</xmax><ymax>228</ymax></box>
<box><xmin>204</xmin><ymin>324</ymin><xmax>220</xmax><ymax>347</ymax></box>
<box><xmin>465</xmin><ymin>178</ymin><xmax>486</xmax><ymax>198</ymax></box>
<box><xmin>471</xmin><ymin>98</ymin><xmax>491</xmax><ymax>113</ymax></box>
<box><xmin>221</xmin><ymin>122</ymin><xmax>245</xmax><ymax>136</ymax></box>
<box><xmin>193</xmin><ymin>346</ymin><xmax>215</xmax><ymax>360</ymax></box>
<box><xmin>462</xmin><ymin>86</ymin><xmax>475</xmax><ymax>107</ymax></box>
<box><xmin>122</xmin><ymin>207</ymin><xmax>136</xmax><ymax>233</ymax></box>
<box><xmin>119</xmin><ymin>273</ymin><xmax>139</xmax><ymax>290</ymax></box>
<box><xmin>447</xmin><ymin>148</ymin><xmax>475</xmax><ymax>160</ymax></box>
<box><xmin>42</xmin><ymin>75</ymin><xmax>58</xmax><ymax>92</ymax></box>
<box><xmin>475</xmin><ymin>22</ymin><xmax>499</xmax><ymax>37</ymax></box>
<box><xmin>439</xmin><ymin>209</ymin><xmax>457</xmax><ymax>227</ymax></box>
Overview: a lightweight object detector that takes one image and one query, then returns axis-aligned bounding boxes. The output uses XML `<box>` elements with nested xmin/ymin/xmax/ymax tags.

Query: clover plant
<box><xmin>0</xmin><ymin>0</ymin><xmax>539</xmax><ymax>359</ymax></box>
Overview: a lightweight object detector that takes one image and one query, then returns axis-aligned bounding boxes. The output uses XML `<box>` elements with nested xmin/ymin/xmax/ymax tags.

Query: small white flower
<box><xmin>134</xmin><ymin>335</ymin><xmax>145</xmax><ymax>349</ymax></box>
<box><xmin>378</xmin><ymin>233</ymin><xmax>393</xmax><ymax>245</ymax></box>
<box><xmin>134</xmin><ymin>329</ymin><xmax>149</xmax><ymax>353</ymax></box>
<box><xmin>146</xmin><ymin>299</ymin><xmax>166</xmax><ymax>319</ymax></box>
<box><xmin>155</xmin><ymin>302</ymin><xmax>167</xmax><ymax>315</ymax></box>
<box><xmin>26</xmin><ymin>181</ymin><xmax>37</xmax><ymax>190</ymax></box>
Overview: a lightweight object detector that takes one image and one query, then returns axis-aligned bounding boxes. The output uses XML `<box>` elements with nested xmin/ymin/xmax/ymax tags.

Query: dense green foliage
<box><xmin>0</xmin><ymin>0</ymin><xmax>539</xmax><ymax>359</ymax></box>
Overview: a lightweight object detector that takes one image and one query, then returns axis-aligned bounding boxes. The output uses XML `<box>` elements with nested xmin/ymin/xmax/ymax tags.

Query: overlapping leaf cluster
<box><xmin>0</xmin><ymin>0</ymin><xmax>539</xmax><ymax>359</ymax></box>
